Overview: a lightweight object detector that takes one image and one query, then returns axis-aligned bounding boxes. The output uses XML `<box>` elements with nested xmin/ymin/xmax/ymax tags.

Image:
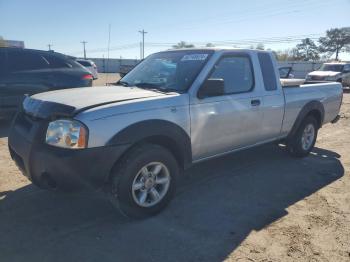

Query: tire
<box><xmin>109</xmin><ymin>143</ymin><xmax>179</xmax><ymax>219</ymax></box>
<box><xmin>287</xmin><ymin>116</ymin><xmax>318</xmax><ymax>158</ymax></box>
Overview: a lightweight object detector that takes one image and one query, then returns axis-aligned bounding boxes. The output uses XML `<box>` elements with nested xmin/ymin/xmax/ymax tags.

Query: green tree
<box><xmin>274</xmin><ymin>48</ymin><xmax>305</xmax><ymax>61</ymax></box>
<box><xmin>318</xmin><ymin>27</ymin><xmax>350</xmax><ymax>60</ymax></box>
<box><xmin>255</xmin><ymin>43</ymin><xmax>265</xmax><ymax>50</ymax></box>
<box><xmin>205</xmin><ymin>43</ymin><xmax>215</xmax><ymax>47</ymax></box>
<box><xmin>294</xmin><ymin>38</ymin><xmax>320</xmax><ymax>61</ymax></box>
<box><xmin>172</xmin><ymin>41</ymin><xmax>195</xmax><ymax>49</ymax></box>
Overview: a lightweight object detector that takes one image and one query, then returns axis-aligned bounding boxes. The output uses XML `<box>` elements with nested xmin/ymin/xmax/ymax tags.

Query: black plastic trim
<box><xmin>107</xmin><ymin>120</ymin><xmax>192</xmax><ymax>169</ymax></box>
<box><xmin>287</xmin><ymin>100</ymin><xmax>325</xmax><ymax>140</ymax></box>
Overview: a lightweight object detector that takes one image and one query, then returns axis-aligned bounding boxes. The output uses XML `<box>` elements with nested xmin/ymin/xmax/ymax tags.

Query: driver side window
<box><xmin>209</xmin><ymin>55</ymin><xmax>254</xmax><ymax>94</ymax></box>
<box><xmin>344</xmin><ymin>64</ymin><xmax>350</xmax><ymax>72</ymax></box>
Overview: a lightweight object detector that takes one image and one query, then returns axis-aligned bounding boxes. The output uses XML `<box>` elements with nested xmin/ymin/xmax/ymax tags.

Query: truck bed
<box><xmin>280</xmin><ymin>82</ymin><xmax>343</xmax><ymax>136</ymax></box>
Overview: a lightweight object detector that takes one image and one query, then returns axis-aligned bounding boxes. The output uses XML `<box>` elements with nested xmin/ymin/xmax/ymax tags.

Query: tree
<box><xmin>255</xmin><ymin>43</ymin><xmax>265</xmax><ymax>50</ymax></box>
<box><xmin>318</xmin><ymin>27</ymin><xmax>350</xmax><ymax>60</ymax></box>
<box><xmin>205</xmin><ymin>43</ymin><xmax>215</xmax><ymax>47</ymax></box>
<box><xmin>294</xmin><ymin>38</ymin><xmax>320</xmax><ymax>61</ymax></box>
<box><xmin>249</xmin><ymin>44</ymin><xmax>265</xmax><ymax>50</ymax></box>
<box><xmin>274</xmin><ymin>48</ymin><xmax>301</xmax><ymax>61</ymax></box>
<box><xmin>172</xmin><ymin>41</ymin><xmax>195</xmax><ymax>49</ymax></box>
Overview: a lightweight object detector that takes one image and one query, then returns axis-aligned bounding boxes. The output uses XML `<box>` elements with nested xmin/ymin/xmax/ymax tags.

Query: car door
<box><xmin>190</xmin><ymin>53</ymin><xmax>264</xmax><ymax>161</ymax></box>
<box><xmin>2</xmin><ymin>49</ymin><xmax>53</xmax><ymax>111</ymax></box>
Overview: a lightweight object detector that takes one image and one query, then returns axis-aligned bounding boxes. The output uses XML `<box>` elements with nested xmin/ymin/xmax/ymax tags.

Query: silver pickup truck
<box><xmin>8</xmin><ymin>48</ymin><xmax>343</xmax><ymax>218</ymax></box>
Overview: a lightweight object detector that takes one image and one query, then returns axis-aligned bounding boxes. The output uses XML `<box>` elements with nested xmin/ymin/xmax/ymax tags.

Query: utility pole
<box><xmin>140</xmin><ymin>42</ymin><xmax>142</xmax><ymax>60</ymax></box>
<box><xmin>138</xmin><ymin>29</ymin><xmax>147</xmax><ymax>59</ymax></box>
<box><xmin>81</xmin><ymin>41</ymin><xmax>87</xmax><ymax>59</ymax></box>
<box><xmin>47</xmin><ymin>44</ymin><xmax>53</xmax><ymax>51</ymax></box>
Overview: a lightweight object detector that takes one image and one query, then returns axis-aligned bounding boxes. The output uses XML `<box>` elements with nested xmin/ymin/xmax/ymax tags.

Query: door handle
<box><xmin>251</xmin><ymin>99</ymin><xmax>261</xmax><ymax>107</ymax></box>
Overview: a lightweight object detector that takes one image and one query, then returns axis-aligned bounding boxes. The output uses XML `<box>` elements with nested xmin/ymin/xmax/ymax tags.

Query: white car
<box><xmin>76</xmin><ymin>59</ymin><xmax>98</xmax><ymax>80</ymax></box>
<box><xmin>306</xmin><ymin>62</ymin><xmax>350</xmax><ymax>87</ymax></box>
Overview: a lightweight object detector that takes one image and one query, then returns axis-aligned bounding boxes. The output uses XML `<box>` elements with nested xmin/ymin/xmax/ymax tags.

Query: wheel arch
<box><xmin>106</xmin><ymin>120</ymin><xmax>192</xmax><ymax>172</ymax></box>
<box><xmin>287</xmin><ymin>100</ymin><xmax>325</xmax><ymax>140</ymax></box>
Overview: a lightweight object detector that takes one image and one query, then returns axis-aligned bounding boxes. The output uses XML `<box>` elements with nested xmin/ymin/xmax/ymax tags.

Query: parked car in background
<box><xmin>8</xmin><ymin>48</ymin><xmax>343</xmax><ymax>218</ymax></box>
<box><xmin>0</xmin><ymin>47</ymin><xmax>93</xmax><ymax>119</ymax></box>
<box><xmin>306</xmin><ymin>62</ymin><xmax>350</xmax><ymax>87</ymax></box>
<box><xmin>279</xmin><ymin>66</ymin><xmax>295</xmax><ymax>79</ymax></box>
<box><xmin>76</xmin><ymin>59</ymin><xmax>98</xmax><ymax>79</ymax></box>
<box><xmin>279</xmin><ymin>66</ymin><xmax>305</xmax><ymax>87</ymax></box>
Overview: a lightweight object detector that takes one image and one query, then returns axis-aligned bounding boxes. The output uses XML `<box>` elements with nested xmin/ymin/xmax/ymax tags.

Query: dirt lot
<box><xmin>0</xmin><ymin>80</ymin><xmax>349</xmax><ymax>261</ymax></box>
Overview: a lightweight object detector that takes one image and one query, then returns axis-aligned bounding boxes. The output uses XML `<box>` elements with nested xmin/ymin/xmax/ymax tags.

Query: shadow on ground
<box><xmin>0</xmin><ymin>144</ymin><xmax>344</xmax><ymax>262</ymax></box>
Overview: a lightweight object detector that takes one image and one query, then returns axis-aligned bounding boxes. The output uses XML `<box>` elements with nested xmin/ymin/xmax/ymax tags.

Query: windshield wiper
<box><xmin>114</xmin><ymin>80</ymin><xmax>130</xmax><ymax>87</ymax></box>
<box><xmin>135</xmin><ymin>83</ymin><xmax>180</xmax><ymax>93</ymax></box>
<box><xmin>135</xmin><ymin>82</ymin><xmax>160</xmax><ymax>88</ymax></box>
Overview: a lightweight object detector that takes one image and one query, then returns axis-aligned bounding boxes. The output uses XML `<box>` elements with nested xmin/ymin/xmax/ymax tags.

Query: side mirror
<box><xmin>197</xmin><ymin>79</ymin><xmax>225</xmax><ymax>99</ymax></box>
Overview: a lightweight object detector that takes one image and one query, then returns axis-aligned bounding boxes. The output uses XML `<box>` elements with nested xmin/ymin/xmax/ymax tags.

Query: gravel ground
<box><xmin>0</xmin><ymin>81</ymin><xmax>349</xmax><ymax>262</ymax></box>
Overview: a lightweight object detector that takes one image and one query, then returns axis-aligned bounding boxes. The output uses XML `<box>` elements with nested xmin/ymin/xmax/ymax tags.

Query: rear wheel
<box><xmin>287</xmin><ymin>116</ymin><xmax>318</xmax><ymax>158</ymax></box>
<box><xmin>109</xmin><ymin>144</ymin><xmax>179</xmax><ymax>218</ymax></box>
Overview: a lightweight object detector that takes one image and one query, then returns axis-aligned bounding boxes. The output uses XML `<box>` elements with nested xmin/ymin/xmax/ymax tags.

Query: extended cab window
<box><xmin>258</xmin><ymin>52</ymin><xmax>278</xmax><ymax>91</ymax></box>
<box><xmin>209</xmin><ymin>55</ymin><xmax>254</xmax><ymax>94</ymax></box>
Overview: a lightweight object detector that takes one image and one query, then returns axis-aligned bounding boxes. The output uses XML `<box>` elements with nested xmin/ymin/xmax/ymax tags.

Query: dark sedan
<box><xmin>0</xmin><ymin>48</ymin><xmax>93</xmax><ymax>119</ymax></box>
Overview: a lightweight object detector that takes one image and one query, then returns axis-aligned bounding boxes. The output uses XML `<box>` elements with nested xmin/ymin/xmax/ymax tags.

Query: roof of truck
<box><xmin>163</xmin><ymin>47</ymin><xmax>272</xmax><ymax>53</ymax></box>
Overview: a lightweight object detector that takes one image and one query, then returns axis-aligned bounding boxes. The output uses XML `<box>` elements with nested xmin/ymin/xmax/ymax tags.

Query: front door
<box><xmin>190</xmin><ymin>54</ymin><xmax>263</xmax><ymax>161</ymax></box>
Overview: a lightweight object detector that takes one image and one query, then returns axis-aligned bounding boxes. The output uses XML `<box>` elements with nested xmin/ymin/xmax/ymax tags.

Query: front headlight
<box><xmin>46</xmin><ymin>119</ymin><xmax>88</xmax><ymax>149</ymax></box>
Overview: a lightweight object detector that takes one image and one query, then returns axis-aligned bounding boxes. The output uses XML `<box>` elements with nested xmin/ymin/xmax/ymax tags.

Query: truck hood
<box><xmin>308</xmin><ymin>71</ymin><xmax>341</xmax><ymax>77</ymax></box>
<box><xmin>23</xmin><ymin>86</ymin><xmax>167</xmax><ymax>119</ymax></box>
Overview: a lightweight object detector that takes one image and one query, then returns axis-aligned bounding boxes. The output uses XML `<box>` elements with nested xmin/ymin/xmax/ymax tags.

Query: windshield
<box><xmin>119</xmin><ymin>50</ymin><xmax>213</xmax><ymax>92</ymax></box>
<box><xmin>320</xmin><ymin>64</ymin><xmax>344</xmax><ymax>72</ymax></box>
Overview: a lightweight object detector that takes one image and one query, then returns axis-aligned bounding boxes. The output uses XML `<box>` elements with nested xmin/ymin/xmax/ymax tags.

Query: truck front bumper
<box><xmin>8</xmin><ymin>112</ymin><xmax>129</xmax><ymax>191</ymax></box>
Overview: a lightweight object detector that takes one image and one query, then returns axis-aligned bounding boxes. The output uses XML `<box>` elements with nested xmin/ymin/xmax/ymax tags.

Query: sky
<box><xmin>0</xmin><ymin>0</ymin><xmax>349</xmax><ymax>59</ymax></box>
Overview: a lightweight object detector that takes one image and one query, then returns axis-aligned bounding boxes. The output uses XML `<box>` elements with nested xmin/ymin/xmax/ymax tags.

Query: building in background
<box><xmin>0</xmin><ymin>37</ymin><xmax>25</xmax><ymax>48</ymax></box>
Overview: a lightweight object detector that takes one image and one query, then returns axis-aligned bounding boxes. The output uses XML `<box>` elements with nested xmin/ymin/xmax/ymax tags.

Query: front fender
<box><xmin>107</xmin><ymin>120</ymin><xmax>192</xmax><ymax>169</ymax></box>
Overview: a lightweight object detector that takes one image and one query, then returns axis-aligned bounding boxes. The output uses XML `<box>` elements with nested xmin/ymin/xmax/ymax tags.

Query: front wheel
<box><xmin>109</xmin><ymin>144</ymin><xmax>179</xmax><ymax>218</ymax></box>
<box><xmin>287</xmin><ymin>116</ymin><xmax>318</xmax><ymax>158</ymax></box>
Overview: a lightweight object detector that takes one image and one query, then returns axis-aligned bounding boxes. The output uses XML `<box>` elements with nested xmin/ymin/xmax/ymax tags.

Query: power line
<box><xmin>67</xmin><ymin>33</ymin><xmax>324</xmax><ymax>56</ymax></box>
<box><xmin>149</xmin><ymin>0</ymin><xmax>332</xmax><ymax>33</ymax></box>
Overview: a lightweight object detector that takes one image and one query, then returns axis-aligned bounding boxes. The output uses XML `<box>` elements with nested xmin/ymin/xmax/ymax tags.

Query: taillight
<box><xmin>82</xmin><ymin>74</ymin><xmax>93</xmax><ymax>80</ymax></box>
